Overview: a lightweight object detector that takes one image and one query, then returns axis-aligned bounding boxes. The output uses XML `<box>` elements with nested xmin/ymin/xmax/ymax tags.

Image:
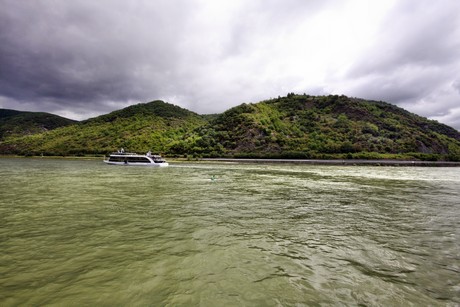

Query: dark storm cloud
<box><xmin>0</xmin><ymin>0</ymin><xmax>193</xmax><ymax>117</ymax></box>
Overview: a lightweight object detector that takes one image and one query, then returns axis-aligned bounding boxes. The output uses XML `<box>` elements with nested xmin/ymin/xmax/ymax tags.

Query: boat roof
<box><xmin>109</xmin><ymin>152</ymin><xmax>164</xmax><ymax>157</ymax></box>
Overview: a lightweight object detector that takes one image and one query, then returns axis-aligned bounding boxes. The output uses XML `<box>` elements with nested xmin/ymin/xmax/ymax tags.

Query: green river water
<box><xmin>0</xmin><ymin>158</ymin><xmax>459</xmax><ymax>306</ymax></box>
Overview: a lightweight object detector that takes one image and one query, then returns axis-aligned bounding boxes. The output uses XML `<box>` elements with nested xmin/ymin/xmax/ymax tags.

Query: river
<box><xmin>0</xmin><ymin>158</ymin><xmax>459</xmax><ymax>306</ymax></box>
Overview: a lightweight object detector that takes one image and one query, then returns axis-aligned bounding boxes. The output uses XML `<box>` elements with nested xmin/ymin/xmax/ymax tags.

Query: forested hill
<box><xmin>0</xmin><ymin>109</ymin><xmax>77</xmax><ymax>140</ymax></box>
<box><xmin>1</xmin><ymin>95</ymin><xmax>460</xmax><ymax>160</ymax></box>
<box><xmin>82</xmin><ymin>99</ymin><xmax>197</xmax><ymax>124</ymax></box>
<box><xmin>0</xmin><ymin>100</ymin><xmax>207</xmax><ymax>156</ymax></box>
<box><xmin>171</xmin><ymin>94</ymin><xmax>460</xmax><ymax>160</ymax></box>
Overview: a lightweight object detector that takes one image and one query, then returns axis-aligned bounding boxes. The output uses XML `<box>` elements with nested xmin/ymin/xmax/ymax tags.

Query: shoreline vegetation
<box><xmin>2</xmin><ymin>155</ymin><xmax>460</xmax><ymax>166</ymax></box>
<box><xmin>2</xmin><ymin>96</ymin><xmax>460</xmax><ymax>162</ymax></box>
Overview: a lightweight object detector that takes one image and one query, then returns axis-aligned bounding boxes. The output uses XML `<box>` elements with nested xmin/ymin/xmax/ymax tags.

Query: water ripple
<box><xmin>0</xmin><ymin>159</ymin><xmax>459</xmax><ymax>305</ymax></box>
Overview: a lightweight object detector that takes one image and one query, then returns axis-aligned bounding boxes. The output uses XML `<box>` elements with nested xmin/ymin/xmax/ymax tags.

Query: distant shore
<box><xmin>199</xmin><ymin>158</ymin><xmax>460</xmax><ymax>167</ymax></box>
<box><xmin>2</xmin><ymin>155</ymin><xmax>460</xmax><ymax>166</ymax></box>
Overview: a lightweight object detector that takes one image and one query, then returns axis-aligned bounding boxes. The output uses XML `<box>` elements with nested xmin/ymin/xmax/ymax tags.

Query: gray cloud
<box><xmin>1</xmin><ymin>0</ymin><xmax>459</xmax><ymax>130</ymax></box>
<box><xmin>344</xmin><ymin>0</ymin><xmax>460</xmax><ymax>129</ymax></box>
<box><xmin>349</xmin><ymin>2</ymin><xmax>460</xmax><ymax>76</ymax></box>
<box><xmin>0</xmin><ymin>0</ymin><xmax>192</xmax><ymax>116</ymax></box>
<box><xmin>454</xmin><ymin>80</ymin><xmax>460</xmax><ymax>95</ymax></box>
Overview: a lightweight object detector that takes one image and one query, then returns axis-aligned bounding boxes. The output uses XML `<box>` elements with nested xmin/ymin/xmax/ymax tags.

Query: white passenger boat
<box><xmin>104</xmin><ymin>151</ymin><xmax>169</xmax><ymax>166</ymax></box>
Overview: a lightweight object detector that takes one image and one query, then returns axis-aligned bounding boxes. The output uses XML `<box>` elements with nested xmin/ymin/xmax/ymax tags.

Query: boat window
<box><xmin>126</xmin><ymin>157</ymin><xmax>151</xmax><ymax>163</ymax></box>
<box><xmin>108</xmin><ymin>156</ymin><xmax>151</xmax><ymax>163</ymax></box>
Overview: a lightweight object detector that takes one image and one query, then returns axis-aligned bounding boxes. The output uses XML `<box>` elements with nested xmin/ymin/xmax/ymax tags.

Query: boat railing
<box><xmin>110</xmin><ymin>152</ymin><xmax>138</xmax><ymax>155</ymax></box>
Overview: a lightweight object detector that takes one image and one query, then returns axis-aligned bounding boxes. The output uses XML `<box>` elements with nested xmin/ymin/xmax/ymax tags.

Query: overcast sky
<box><xmin>1</xmin><ymin>0</ymin><xmax>459</xmax><ymax>130</ymax></box>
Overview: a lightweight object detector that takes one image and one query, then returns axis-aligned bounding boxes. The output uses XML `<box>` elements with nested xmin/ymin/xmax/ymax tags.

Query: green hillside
<box><xmin>172</xmin><ymin>94</ymin><xmax>460</xmax><ymax>160</ymax></box>
<box><xmin>0</xmin><ymin>100</ymin><xmax>207</xmax><ymax>156</ymax></box>
<box><xmin>0</xmin><ymin>109</ymin><xmax>77</xmax><ymax>140</ymax></box>
<box><xmin>1</xmin><ymin>95</ymin><xmax>460</xmax><ymax>160</ymax></box>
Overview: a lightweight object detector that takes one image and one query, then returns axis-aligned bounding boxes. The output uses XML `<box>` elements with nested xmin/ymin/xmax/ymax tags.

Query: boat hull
<box><xmin>103</xmin><ymin>160</ymin><xmax>169</xmax><ymax>166</ymax></box>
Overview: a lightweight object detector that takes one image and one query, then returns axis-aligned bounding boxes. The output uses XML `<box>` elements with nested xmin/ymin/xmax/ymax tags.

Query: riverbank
<box><xmin>199</xmin><ymin>158</ymin><xmax>460</xmax><ymax>166</ymax></box>
<box><xmin>0</xmin><ymin>155</ymin><xmax>103</xmax><ymax>161</ymax></box>
<box><xmin>2</xmin><ymin>155</ymin><xmax>460</xmax><ymax>166</ymax></box>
